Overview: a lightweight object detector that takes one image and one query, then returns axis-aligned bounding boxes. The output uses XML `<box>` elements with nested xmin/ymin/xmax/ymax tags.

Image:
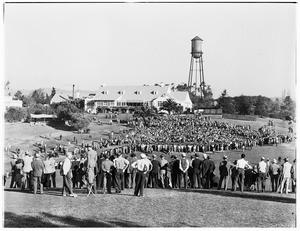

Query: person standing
<box><xmin>128</xmin><ymin>153</ymin><xmax>138</xmax><ymax>189</ymax></box>
<box><xmin>207</xmin><ymin>155</ymin><xmax>216</xmax><ymax>188</ymax></box>
<box><xmin>257</xmin><ymin>157</ymin><xmax>267</xmax><ymax>193</ymax></box>
<box><xmin>218</xmin><ymin>155</ymin><xmax>230</xmax><ymax>190</ymax></box>
<box><xmin>192</xmin><ymin>153</ymin><xmax>202</xmax><ymax>189</ymax></box>
<box><xmin>202</xmin><ymin>153</ymin><xmax>210</xmax><ymax>189</ymax></box>
<box><xmin>113</xmin><ymin>153</ymin><xmax>129</xmax><ymax>193</ymax></box>
<box><xmin>21</xmin><ymin>151</ymin><xmax>33</xmax><ymax>190</ymax></box>
<box><xmin>269</xmin><ymin>159</ymin><xmax>280</xmax><ymax>192</ymax></box>
<box><xmin>150</xmin><ymin>154</ymin><xmax>160</xmax><ymax>188</ymax></box>
<box><xmin>291</xmin><ymin>159</ymin><xmax>296</xmax><ymax>193</ymax></box>
<box><xmin>49</xmin><ymin>154</ymin><xmax>57</xmax><ymax>189</ymax></box>
<box><xmin>9</xmin><ymin>154</ymin><xmax>18</xmax><ymax>188</ymax></box>
<box><xmin>101</xmin><ymin>154</ymin><xmax>114</xmax><ymax>194</ymax></box>
<box><xmin>234</xmin><ymin>153</ymin><xmax>252</xmax><ymax>192</ymax></box>
<box><xmin>31</xmin><ymin>153</ymin><xmax>45</xmax><ymax>195</ymax></box>
<box><xmin>86</xmin><ymin>144</ymin><xmax>98</xmax><ymax>194</ymax></box>
<box><xmin>280</xmin><ymin>157</ymin><xmax>293</xmax><ymax>194</ymax></box>
<box><xmin>171</xmin><ymin>155</ymin><xmax>180</xmax><ymax>188</ymax></box>
<box><xmin>160</xmin><ymin>154</ymin><xmax>168</xmax><ymax>188</ymax></box>
<box><xmin>62</xmin><ymin>152</ymin><xmax>77</xmax><ymax>197</ymax></box>
<box><xmin>43</xmin><ymin>155</ymin><xmax>53</xmax><ymax>189</ymax></box>
<box><xmin>131</xmin><ymin>153</ymin><xmax>152</xmax><ymax>197</ymax></box>
<box><xmin>179</xmin><ymin>153</ymin><xmax>189</xmax><ymax>189</ymax></box>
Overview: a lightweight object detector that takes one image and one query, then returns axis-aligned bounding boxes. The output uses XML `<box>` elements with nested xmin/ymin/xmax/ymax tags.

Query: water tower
<box><xmin>187</xmin><ymin>36</ymin><xmax>205</xmax><ymax>98</ymax></box>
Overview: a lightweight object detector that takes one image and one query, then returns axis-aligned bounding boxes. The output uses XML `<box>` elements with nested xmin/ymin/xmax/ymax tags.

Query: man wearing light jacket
<box><xmin>62</xmin><ymin>152</ymin><xmax>77</xmax><ymax>197</ymax></box>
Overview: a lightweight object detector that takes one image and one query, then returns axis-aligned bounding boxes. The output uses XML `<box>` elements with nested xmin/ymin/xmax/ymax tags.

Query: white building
<box><xmin>86</xmin><ymin>85</ymin><xmax>193</xmax><ymax>113</ymax></box>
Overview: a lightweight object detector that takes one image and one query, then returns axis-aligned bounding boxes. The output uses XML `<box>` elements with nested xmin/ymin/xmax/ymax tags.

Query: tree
<box><xmin>54</xmin><ymin>101</ymin><xmax>82</xmax><ymax>122</ymax></box>
<box><xmin>254</xmin><ymin>95</ymin><xmax>272</xmax><ymax>117</ymax></box>
<box><xmin>70</xmin><ymin>113</ymin><xmax>90</xmax><ymax>130</ymax></box>
<box><xmin>5</xmin><ymin>107</ymin><xmax>28</xmax><ymax>122</ymax></box>
<box><xmin>13</xmin><ymin>90</ymin><xmax>24</xmax><ymax>101</ymax></box>
<box><xmin>134</xmin><ymin>105</ymin><xmax>156</xmax><ymax>127</ymax></box>
<box><xmin>160</xmin><ymin>98</ymin><xmax>180</xmax><ymax>114</ymax></box>
<box><xmin>280</xmin><ymin>96</ymin><xmax>295</xmax><ymax>119</ymax></box>
<box><xmin>31</xmin><ymin>89</ymin><xmax>47</xmax><ymax>104</ymax></box>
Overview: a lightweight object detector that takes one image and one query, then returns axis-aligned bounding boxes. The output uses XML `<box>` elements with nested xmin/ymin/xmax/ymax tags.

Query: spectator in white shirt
<box><xmin>257</xmin><ymin>157</ymin><xmax>267</xmax><ymax>193</ymax></box>
<box><xmin>131</xmin><ymin>153</ymin><xmax>152</xmax><ymax>197</ymax></box>
<box><xmin>21</xmin><ymin>151</ymin><xmax>33</xmax><ymax>190</ymax></box>
<box><xmin>62</xmin><ymin>152</ymin><xmax>77</xmax><ymax>197</ymax></box>
<box><xmin>234</xmin><ymin>153</ymin><xmax>252</xmax><ymax>192</ymax></box>
<box><xmin>280</xmin><ymin>158</ymin><xmax>292</xmax><ymax>194</ymax></box>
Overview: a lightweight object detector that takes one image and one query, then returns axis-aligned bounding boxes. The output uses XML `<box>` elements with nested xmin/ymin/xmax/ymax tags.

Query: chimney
<box><xmin>72</xmin><ymin>85</ymin><xmax>75</xmax><ymax>99</ymax></box>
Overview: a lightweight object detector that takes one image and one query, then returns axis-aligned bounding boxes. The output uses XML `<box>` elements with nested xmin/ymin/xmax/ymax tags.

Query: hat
<box><xmin>223</xmin><ymin>155</ymin><xmax>228</xmax><ymax>160</ymax></box>
<box><xmin>272</xmin><ymin>159</ymin><xmax>277</xmax><ymax>164</ymax></box>
<box><xmin>181</xmin><ymin>153</ymin><xmax>186</xmax><ymax>157</ymax></box>
<box><xmin>284</xmin><ymin>157</ymin><xmax>289</xmax><ymax>162</ymax></box>
<box><xmin>152</xmin><ymin>154</ymin><xmax>157</xmax><ymax>158</ymax></box>
<box><xmin>12</xmin><ymin>154</ymin><xmax>18</xmax><ymax>159</ymax></box>
<box><xmin>25</xmin><ymin>151</ymin><xmax>29</xmax><ymax>155</ymax></box>
<box><xmin>203</xmin><ymin>153</ymin><xmax>207</xmax><ymax>159</ymax></box>
<box><xmin>35</xmin><ymin>153</ymin><xmax>40</xmax><ymax>158</ymax></box>
<box><xmin>261</xmin><ymin>157</ymin><xmax>265</xmax><ymax>160</ymax></box>
<box><xmin>140</xmin><ymin>153</ymin><xmax>146</xmax><ymax>159</ymax></box>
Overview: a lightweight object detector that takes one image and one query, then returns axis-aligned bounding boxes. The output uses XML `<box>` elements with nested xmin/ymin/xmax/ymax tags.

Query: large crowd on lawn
<box><xmin>5</xmin><ymin>115</ymin><xmax>296</xmax><ymax>197</ymax></box>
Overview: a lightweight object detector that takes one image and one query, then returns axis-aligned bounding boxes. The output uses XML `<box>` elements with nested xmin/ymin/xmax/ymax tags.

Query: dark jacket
<box><xmin>192</xmin><ymin>158</ymin><xmax>202</xmax><ymax>174</ymax></box>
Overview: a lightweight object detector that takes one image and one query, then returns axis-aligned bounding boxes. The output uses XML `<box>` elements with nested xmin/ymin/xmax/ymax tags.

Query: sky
<box><xmin>4</xmin><ymin>2</ymin><xmax>297</xmax><ymax>99</ymax></box>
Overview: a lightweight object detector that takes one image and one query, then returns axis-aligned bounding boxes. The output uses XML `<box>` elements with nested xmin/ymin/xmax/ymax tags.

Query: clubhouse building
<box><xmin>85</xmin><ymin>85</ymin><xmax>193</xmax><ymax>114</ymax></box>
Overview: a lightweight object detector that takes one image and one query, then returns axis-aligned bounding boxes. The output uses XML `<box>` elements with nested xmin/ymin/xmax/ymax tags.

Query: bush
<box><xmin>70</xmin><ymin>113</ymin><xmax>90</xmax><ymax>130</ymax></box>
<box><xmin>5</xmin><ymin>107</ymin><xmax>28</xmax><ymax>122</ymax></box>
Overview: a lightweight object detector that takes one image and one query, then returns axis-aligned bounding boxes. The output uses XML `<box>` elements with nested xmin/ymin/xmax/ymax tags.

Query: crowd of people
<box><xmin>5</xmin><ymin>115</ymin><xmax>296</xmax><ymax>197</ymax></box>
<box><xmin>6</xmin><ymin>145</ymin><xmax>296</xmax><ymax>197</ymax></box>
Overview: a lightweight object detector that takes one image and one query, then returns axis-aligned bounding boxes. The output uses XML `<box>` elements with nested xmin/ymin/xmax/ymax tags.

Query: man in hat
<box><xmin>9</xmin><ymin>154</ymin><xmax>18</xmax><ymax>188</ymax></box>
<box><xmin>149</xmin><ymin>154</ymin><xmax>160</xmax><ymax>188</ymax></box>
<box><xmin>269</xmin><ymin>159</ymin><xmax>280</xmax><ymax>192</ymax></box>
<box><xmin>202</xmin><ymin>153</ymin><xmax>211</xmax><ymax>189</ymax></box>
<box><xmin>218</xmin><ymin>155</ymin><xmax>231</xmax><ymax>190</ymax></box>
<box><xmin>160</xmin><ymin>154</ymin><xmax>168</xmax><ymax>188</ymax></box>
<box><xmin>192</xmin><ymin>153</ymin><xmax>202</xmax><ymax>189</ymax></box>
<box><xmin>62</xmin><ymin>152</ymin><xmax>77</xmax><ymax>197</ymax></box>
<box><xmin>280</xmin><ymin>157</ymin><xmax>293</xmax><ymax>194</ymax></box>
<box><xmin>257</xmin><ymin>157</ymin><xmax>267</xmax><ymax>192</ymax></box>
<box><xmin>207</xmin><ymin>155</ymin><xmax>216</xmax><ymax>189</ymax></box>
<box><xmin>179</xmin><ymin>153</ymin><xmax>189</xmax><ymax>189</ymax></box>
<box><xmin>31</xmin><ymin>152</ymin><xmax>45</xmax><ymax>195</ymax></box>
<box><xmin>86</xmin><ymin>143</ymin><xmax>98</xmax><ymax>194</ymax></box>
<box><xmin>131</xmin><ymin>153</ymin><xmax>152</xmax><ymax>197</ymax></box>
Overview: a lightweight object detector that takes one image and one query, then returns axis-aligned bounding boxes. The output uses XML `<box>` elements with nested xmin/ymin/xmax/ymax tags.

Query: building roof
<box><xmin>94</xmin><ymin>85</ymin><xmax>171</xmax><ymax>102</ymax></box>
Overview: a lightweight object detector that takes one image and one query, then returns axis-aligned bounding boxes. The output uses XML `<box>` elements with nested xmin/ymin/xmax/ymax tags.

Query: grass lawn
<box><xmin>2</xmin><ymin>115</ymin><xmax>297</xmax><ymax>227</ymax></box>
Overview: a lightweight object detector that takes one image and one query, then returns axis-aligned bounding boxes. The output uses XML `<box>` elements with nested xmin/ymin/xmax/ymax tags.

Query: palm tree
<box><xmin>133</xmin><ymin>105</ymin><xmax>155</xmax><ymax>127</ymax></box>
<box><xmin>161</xmin><ymin>98</ymin><xmax>180</xmax><ymax>114</ymax></box>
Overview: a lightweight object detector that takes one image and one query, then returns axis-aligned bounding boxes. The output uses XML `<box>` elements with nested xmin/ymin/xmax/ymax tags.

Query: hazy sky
<box><xmin>4</xmin><ymin>2</ymin><xmax>296</xmax><ymax>99</ymax></box>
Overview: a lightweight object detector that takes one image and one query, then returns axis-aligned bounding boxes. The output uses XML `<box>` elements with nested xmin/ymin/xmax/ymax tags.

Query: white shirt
<box><xmin>258</xmin><ymin>161</ymin><xmax>267</xmax><ymax>173</ymax></box>
<box><xmin>236</xmin><ymin>158</ymin><xmax>252</xmax><ymax>170</ymax></box>
<box><xmin>131</xmin><ymin>158</ymin><xmax>152</xmax><ymax>173</ymax></box>
<box><xmin>22</xmin><ymin>155</ymin><xmax>33</xmax><ymax>173</ymax></box>
<box><xmin>282</xmin><ymin>162</ymin><xmax>292</xmax><ymax>178</ymax></box>
<box><xmin>63</xmin><ymin>157</ymin><xmax>71</xmax><ymax>175</ymax></box>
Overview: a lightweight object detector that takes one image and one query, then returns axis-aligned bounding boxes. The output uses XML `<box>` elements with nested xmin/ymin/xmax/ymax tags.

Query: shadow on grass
<box><xmin>165</xmin><ymin>187</ymin><xmax>296</xmax><ymax>204</ymax></box>
<box><xmin>4</xmin><ymin>211</ymin><xmax>145</xmax><ymax>227</ymax></box>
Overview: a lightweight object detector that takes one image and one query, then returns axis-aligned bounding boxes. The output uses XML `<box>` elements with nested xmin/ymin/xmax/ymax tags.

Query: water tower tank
<box><xmin>191</xmin><ymin>36</ymin><xmax>203</xmax><ymax>59</ymax></box>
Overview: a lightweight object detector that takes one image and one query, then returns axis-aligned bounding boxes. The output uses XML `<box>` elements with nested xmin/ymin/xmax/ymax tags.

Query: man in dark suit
<box><xmin>192</xmin><ymin>153</ymin><xmax>202</xmax><ymax>189</ymax></box>
<box><xmin>150</xmin><ymin>154</ymin><xmax>160</xmax><ymax>188</ymax></box>
<box><xmin>171</xmin><ymin>155</ymin><xmax>180</xmax><ymax>189</ymax></box>
<box><xmin>208</xmin><ymin>155</ymin><xmax>216</xmax><ymax>188</ymax></box>
<box><xmin>202</xmin><ymin>153</ymin><xmax>210</xmax><ymax>189</ymax></box>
